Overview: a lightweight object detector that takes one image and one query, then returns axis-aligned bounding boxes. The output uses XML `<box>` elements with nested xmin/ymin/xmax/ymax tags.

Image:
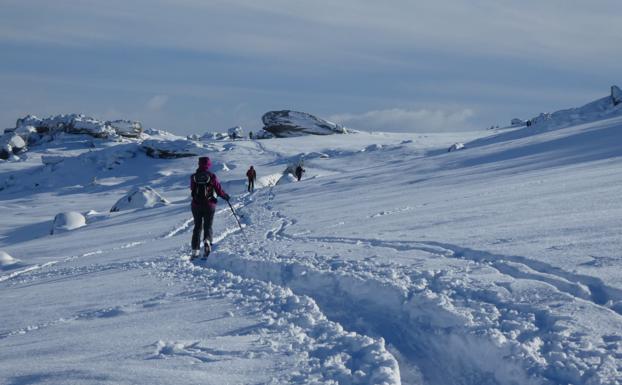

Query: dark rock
<box><xmin>612</xmin><ymin>85</ymin><xmax>622</xmax><ymax>106</ymax></box>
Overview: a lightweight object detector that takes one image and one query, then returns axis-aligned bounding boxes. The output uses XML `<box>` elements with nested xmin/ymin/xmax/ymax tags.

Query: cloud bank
<box><xmin>329</xmin><ymin>108</ymin><xmax>476</xmax><ymax>132</ymax></box>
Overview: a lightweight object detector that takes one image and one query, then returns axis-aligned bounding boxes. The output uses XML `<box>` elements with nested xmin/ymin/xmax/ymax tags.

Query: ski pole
<box><xmin>227</xmin><ymin>200</ymin><xmax>246</xmax><ymax>236</ymax></box>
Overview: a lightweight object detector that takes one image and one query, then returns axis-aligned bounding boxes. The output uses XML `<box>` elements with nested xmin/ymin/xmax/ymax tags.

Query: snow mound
<box><xmin>50</xmin><ymin>211</ymin><xmax>87</xmax><ymax>234</ymax></box>
<box><xmin>262</xmin><ymin>110</ymin><xmax>348</xmax><ymax>138</ymax></box>
<box><xmin>110</xmin><ymin>186</ymin><xmax>169</xmax><ymax>212</ymax></box>
<box><xmin>141</xmin><ymin>139</ymin><xmax>203</xmax><ymax>159</ymax></box>
<box><xmin>0</xmin><ymin>251</ymin><xmax>19</xmax><ymax>267</ymax></box>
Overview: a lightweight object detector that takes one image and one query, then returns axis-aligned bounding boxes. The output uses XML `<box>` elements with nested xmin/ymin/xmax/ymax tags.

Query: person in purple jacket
<box><xmin>190</xmin><ymin>156</ymin><xmax>230</xmax><ymax>259</ymax></box>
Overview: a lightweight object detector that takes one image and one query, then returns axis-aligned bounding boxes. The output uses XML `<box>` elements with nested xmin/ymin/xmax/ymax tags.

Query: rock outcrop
<box><xmin>262</xmin><ymin>110</ymin><xmax>347</xmax><ymax>138</ymax></box>
<box><xmin>0</xmin><ymin>134</ymin><xmax>27</xmax><ymax>160</ymax></box>
<box><xmin>228</xmin><ymin>126</ymin><xmax>244</xmax><ymax>139</ymax></box>
<box><xmin>141</xmin><ymin>139</ymin><xmax>203</xmax><ymax>159</ymax></box>
<box><xmin>13</xmin><ymin>114</ymin><xmax>142</xmax><ymax>139</ymax></box>
<box><xmin>612</xmin><ymin>85</ymin><xmax>622</xmax><ymax>106</ymax></box>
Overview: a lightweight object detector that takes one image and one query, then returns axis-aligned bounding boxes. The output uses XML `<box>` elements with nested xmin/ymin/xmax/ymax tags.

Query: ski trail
<box><xmin>0</xmin><ymin>261</ymin><xmax>58</xmax><ymax>283</ymax></box>
<box><xmin>205</xmin><ymin>188</ymin><xmax>622</xmax><ymax>385</ymax></box>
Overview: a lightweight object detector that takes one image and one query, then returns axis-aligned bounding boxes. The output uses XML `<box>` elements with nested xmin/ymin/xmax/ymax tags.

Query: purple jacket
<box><xmin>190</xmin><ymin>164</ymin><xmax>227</xmax><ymax>208</ymax></box>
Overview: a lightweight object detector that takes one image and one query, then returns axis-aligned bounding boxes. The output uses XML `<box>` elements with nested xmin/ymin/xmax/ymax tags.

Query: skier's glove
<box><xmin>223</xmin><ymin>193</ymin><xmax>230</xmax><ymax>201</ymax></box>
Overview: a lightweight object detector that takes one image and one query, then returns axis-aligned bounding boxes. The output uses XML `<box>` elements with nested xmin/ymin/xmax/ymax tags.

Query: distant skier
<box><xmin>190</xmin><ymin>156</ymin><xmax>230</xmax><ymax>260</ymax></box>
<box><xmin>246</xmin><ymin>166</ymin><xmax>256</xmax><ymax>192</ymax></box>
<box><xmin>295</xmin><ymin>165</ymin><xmax>305</xmax><ymax>181</ymax></box>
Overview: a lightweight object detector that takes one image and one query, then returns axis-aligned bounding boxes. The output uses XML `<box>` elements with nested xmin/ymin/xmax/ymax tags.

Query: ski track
<box><xmin>205</xmin><ymin>188</ymin><xmax>622</xmax><ymax>385</ymax></box>
<box><xmin>1</xmin><ymin>202</ymin><xmax>401</xmax><ymax>385</ymax></box>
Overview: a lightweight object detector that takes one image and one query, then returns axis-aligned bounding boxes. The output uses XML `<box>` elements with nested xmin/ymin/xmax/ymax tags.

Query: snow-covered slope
<box><xmin>2</xmin><ymin>90</ymin><xmax>622</xmax><ymax>384</ymax></box>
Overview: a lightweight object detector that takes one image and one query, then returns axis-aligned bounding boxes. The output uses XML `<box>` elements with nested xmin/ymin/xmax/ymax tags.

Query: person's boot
<box><xmin>190</xmin><ymin>249</ymin><xmax>200</xmax><ymax>260</ymax></box>
<box><xmin>202</xmin><ymin>242</ymin><xmax>211</xmax><ymax>260</ymax></box>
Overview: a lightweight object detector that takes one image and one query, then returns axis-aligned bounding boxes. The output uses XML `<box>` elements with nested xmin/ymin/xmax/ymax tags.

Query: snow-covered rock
<box><xmin>13</xmin><ymin>114</ymin><xmax>143</xmax><ymax>139</ymax></box>
<box><xmin>110</xmin><ymin>186</ymin><xmax>169</xmax><ymax>212</ymax></box>
<box><xmin>108</xmin><ymin>120</ymin><xmax>143</xmax><ymax>138</ymax></box>
<box><xmin>227</xmin><ymin>126</ymin><xmax>244</xmax><ymax>139</ymax></box>
<box><xmin>0</xmin><ymin>134</ymin><xmax>27</xmax><ymax>159</ymax></box>
<box><xmin>527</xmin><ymin>85</ymin><xmax>622</xmax><ymax>131</ymax></box>
<box><xmin>448</xmin><ymin>142</ymin><xmax>465</xmax><ymax>152</ymax></box>
<box><xmin>251</xmin><ymin>130</ymin><xmax>273</xmax><ymax>139</ymax></box>
<box><xmin>141</xmin><ymin>139</ymin><xmax>203</xmax><ymax>158</ymax></box>
<box><xmin>50</xmin><ymin>211</ymin><xmax>87</xmax><ymax>234</ymax></box>
<box><xmin>511</xmin><ymin>118</ymin><xmax>525</xmax><ymax>126</ymax></box>
<box><xmin>262</xmin><ymin>110</ymin><xmax>348</xmax><ymax>137</ymax></box>
<box><xmin>612</xmin><ymin>85</ymin><xmax>622</xmax><ymax>106</ymax></box>
<box><xmin>0</xmin><ymin>250</ymin><xmax>19</xmax><ymax>268</ymax></box>
<box><xmin>65</xmin><ymin>115</ymin><xmax>116</xmax><ymax>138</ymax></box>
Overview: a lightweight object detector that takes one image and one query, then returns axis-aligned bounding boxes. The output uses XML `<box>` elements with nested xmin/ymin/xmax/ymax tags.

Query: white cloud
<box><xmin>146</xmin><ymin>95</ymin><xmax>168</xmax><ymax>111</ymax></box>
<box><xmin>329</xmin><ymin>107</ymin><xmax>476</xmax><ymax>132</ymax></box>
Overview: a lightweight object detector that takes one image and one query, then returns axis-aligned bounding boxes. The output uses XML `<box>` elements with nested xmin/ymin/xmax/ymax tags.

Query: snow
<box><xmin>110</xmin><ymin>186</ymin><xmax>170</xmax><ymax>212</ymax></box>
<box><xmin>51</xmin><ymin>211</ymin><xmax>87</xmax><ymax>234</ymax></box>
<box><xmin>2</xmin><ymin>87</ymin><xmax>622</xmax><ymax>384</ymax></box>
<box><xmin>141</xmin><ymin>138</ymin><xmax>205</xmax><ymax>158</ymax></box>
<box><xmin>0</xmin><ymin>250</ymin><xmax>19</xmax><ymax>267</ymax></box>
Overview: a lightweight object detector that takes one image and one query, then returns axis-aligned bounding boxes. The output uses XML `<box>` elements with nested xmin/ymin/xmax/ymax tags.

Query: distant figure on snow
<box><xmin>190</xmin><ymin>156</ymin><xmax>230</xmax><ymax>260</ymax></box>
<box><xmin>246</xmin><ymin>165</ymin><xmax>257</xmax><ymax>192</ymax></box>
<box><xmin>295</xmin><ymin>165</ymin><xmax>305</xmax><ymax>181</ymax></box>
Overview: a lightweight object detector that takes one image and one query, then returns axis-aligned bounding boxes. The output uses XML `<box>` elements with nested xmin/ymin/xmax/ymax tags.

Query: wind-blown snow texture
<box><xmin>2</xmin><ymin>89</ymin><xmax>622</xmax><ymax>385</ymax></box>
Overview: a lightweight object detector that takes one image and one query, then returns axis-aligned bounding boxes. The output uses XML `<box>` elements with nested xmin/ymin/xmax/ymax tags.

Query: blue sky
<box><xmin>1</xmin><ymin>0</ymin><xmax>620</xmax><ymax>134</ymax></box>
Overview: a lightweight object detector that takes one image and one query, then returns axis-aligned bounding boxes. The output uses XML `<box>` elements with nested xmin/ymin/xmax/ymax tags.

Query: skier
<box><xmin>246</xmin><ymin>165</ymin><xmax>256</xmax><ymax>193</ymax></box>
<box><xmin>295</xmin><ymin>165</ymin><xmax>305</xmax><ymax>181</ymax></box>
<box><xmin>190</xmin><ymin>156</ymin><xmax>230</xmax><ymax>260</ymax></box>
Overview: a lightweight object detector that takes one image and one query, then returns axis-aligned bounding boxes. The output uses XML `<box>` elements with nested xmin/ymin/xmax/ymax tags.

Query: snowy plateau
<box><xmin>1</xmin><ymin>88</ymin><xmax>622</xmax><ymax>385</ymax></box>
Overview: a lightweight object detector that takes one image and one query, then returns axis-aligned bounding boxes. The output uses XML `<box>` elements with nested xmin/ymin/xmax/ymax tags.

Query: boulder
<box><xmin>448</xmin><ymin>143</ymin><xmax>465</xmax><ymax>152</ymax></box>
<box><xmin>612</xmin><ymin>85</ymin><xmax>622</xmax><ymax>106</ymax></box>
<box><xmin>141</xmin><ymin>139</ymin><xmax>203</xmax><ymax>158</ymax></box>
<box><xmin>262</xmin><ymin>110</ymin><xmax>347</xmax><ymax>138</ymax></box>
<box><xmin>0</xmin><ymin>134</ymin><xmax>27</xmax><ymax>159</ymax></box>
<box><xmin>109</xmin><ymin>120</ymin><xmax>143</xmax><ymax>138</ymax></box>
<box><xmin>65</xmin><ymin>115</ymin><xmax>116</xmax><ymax>138</ymax></box>
<box><xmin>110</xmin><ymin>186</ymin><xmax>169</xmax><ymax>212</ymax></box>
<box><xmin>228</xmin><ymin>126</ymin><xmax>244</xmax><ymax>139</ymax></box>
<box><xmin>50</xmin><ymin>211</ymin><xmax>87</xmax><ymax>234</ymax></box>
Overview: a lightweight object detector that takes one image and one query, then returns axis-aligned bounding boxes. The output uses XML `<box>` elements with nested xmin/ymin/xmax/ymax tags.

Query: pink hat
<box><xmin>198</xmin><ymin>156</ymin><xmax>211</xmax><ymax>169</ymax></box>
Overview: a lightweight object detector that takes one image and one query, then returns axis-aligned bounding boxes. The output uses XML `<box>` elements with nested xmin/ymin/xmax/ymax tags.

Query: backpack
<box><xmin>192</xmin><ymin>171</ymin><xmax>215</xmax><ymax>204</ymax></box>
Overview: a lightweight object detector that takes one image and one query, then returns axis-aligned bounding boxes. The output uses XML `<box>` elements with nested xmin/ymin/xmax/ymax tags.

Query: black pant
<box><xmin>191</xmin><ymin>205</ymin><xmax>215</xmax><ymax>250</ymax></box>
<box><xmin>248</xmin><ymin>177</ymin><xmax>254</xmax><ymax>192</ymax></box>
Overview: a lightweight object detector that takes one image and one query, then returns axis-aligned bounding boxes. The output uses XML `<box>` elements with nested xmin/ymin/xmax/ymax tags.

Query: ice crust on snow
<box><xmin>262</xmin><ymin>110</ymin><xmax>348</xmax><ymax>137</ymax></box>
<box><xmin>50</xmin><ymin>211</ymin><xmax>87</xmax><ymax>234</ymax></box>
<box><xmin>110</xmin><ymin>186</ymin><xmax>169</xmax><ymax>212</ymax></box>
